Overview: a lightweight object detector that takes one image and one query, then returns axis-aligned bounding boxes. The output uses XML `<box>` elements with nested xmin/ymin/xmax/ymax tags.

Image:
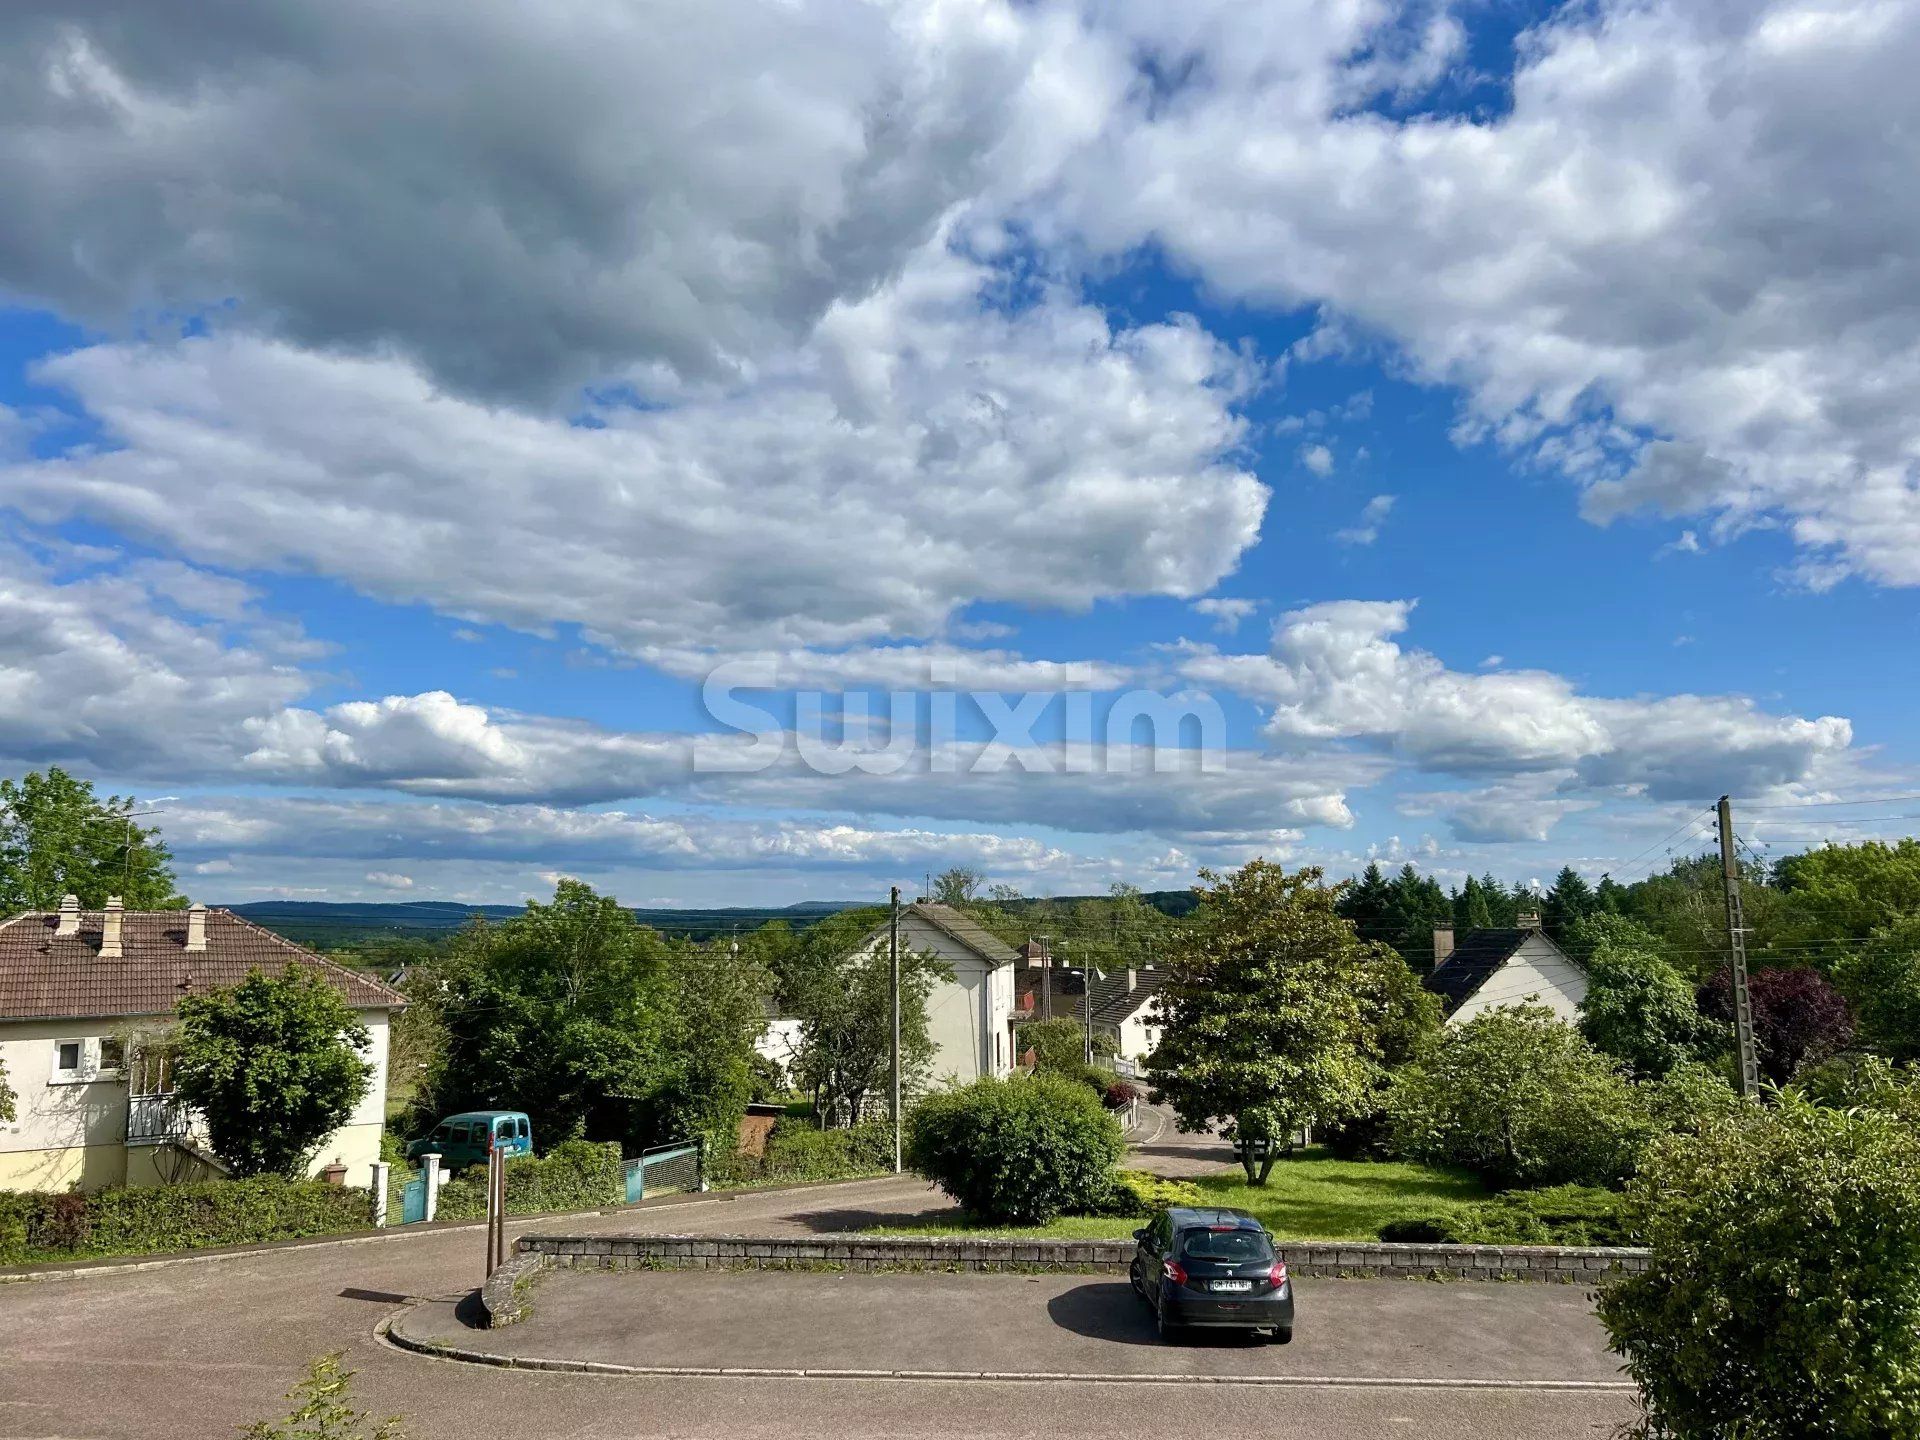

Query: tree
<box><xmin>1013</xmin><ymin>1016</ymin><xmax>1112</xmax><ymax>1073</ymax></box>
<box><xmin>1832</xmin><ymin>917</ymin><xmax>1920</xmax><ymax>1062</ymax></box>
<box><xmin>173</xmin><ymin>969</ymin><xmax>373</xmax><ymax>1178</ymax></box>
<box><xmin>1598</xmin><ymin>1091</ymin><xmax>1920</xmax><ymax>1440</ymax></box>
<box><xmin>1772</xmin><ymin>838</ymin><xmax>1920</xmax><ymax>942</ymax></box>
<box><xmin>780</xmin><ymin>910</ymin><xmax>948</xmax><ymax>1125</ymax></box>
<box><xmin>1387</xmin><ymin>1006</ymin><xmax>1651</xmax><ymax>1189</ymax></box>
<box><xmin>0</xmin><ymin>767</ymin><xmax>183</xmax><ymax>912</ymax></box>
<box><xmin>930</xmin><ymin>866</ymin><xmax>984</xmax><ymax>906</ymax></box>
<box><xmin>1542</xmin><ymin>866</ymin><xmax>1599</xmax><ymax>940</ymax></box>
<box><xmin>1574</xmin><ymin>917</ymin><xmax>1725</xmax><ymax>1079</ymax></box>
<box><xmin>1699</xmin><ymin>965</ymin><xmax>1855</xmax><ymax>1085</ymax></box>
<box><xmin>1454</xmin><ymin>874</ymin><xmax>1494</xmax><ymax>930</ymax></box>
<box><xmin>1151</xmin><ymin>861</ymin><xmax>1397</xmax><ymax>1184</ymax></box>
<box><xmin>435</xmin><ymin>881</ymin><xmax>671</xmax><ymax>1148</ymax></box>
<box><xmin>0</xmin><ymin>1055</ymin><xmax>14</xmax><ymax>1125</ymax></box>
<box><xmin>906</xmin><ymin>1074</ymin><xmax>1124</xmax><ymax>1224</ymax></box>
<box><xmin>641</xmin><ymin>935</ymin><xmax>770</xmax><ymax>1148</ymax></box>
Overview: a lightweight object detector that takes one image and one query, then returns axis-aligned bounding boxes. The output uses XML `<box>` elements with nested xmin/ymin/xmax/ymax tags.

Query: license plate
<box><xmin>1212</xmin><ymin>1279</ymin><xmax>1253</xmax><ymax>1292</ymax></box>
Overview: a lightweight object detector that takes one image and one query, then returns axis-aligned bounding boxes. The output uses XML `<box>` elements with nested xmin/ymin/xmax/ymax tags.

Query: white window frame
<box><xmin>47</xmin><ymin>1036</ymin><xmax>123</xmax><ymax>1085</ymax></box>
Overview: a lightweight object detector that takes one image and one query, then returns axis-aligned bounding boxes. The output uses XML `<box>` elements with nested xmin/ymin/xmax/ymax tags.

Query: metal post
<box><xmin>370</xmin><ymin>1161</ymin><xmax>390</xmax><ymax>1228</ymax></box>
<box><xmin>1717</xmin><ymin>796</ymin><xmax>1762</xmax><ymax>1098</ymax></box>
<box><xmin>890</xmin><ymin>885</ymin><xmax>902</xmax><ymax>1174</ymax></box>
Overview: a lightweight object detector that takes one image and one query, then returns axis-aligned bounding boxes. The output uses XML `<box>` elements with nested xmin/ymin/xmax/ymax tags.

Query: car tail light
<box><xmin>1162</xmin><ymin>1259</ymin><xmax>1188</xmax><ymax>1287</ymax></box>
<box><xmin>1268</xmin><ymin>1261</ymin><xmax>1288</xmax><ymax>1286</ymax></box>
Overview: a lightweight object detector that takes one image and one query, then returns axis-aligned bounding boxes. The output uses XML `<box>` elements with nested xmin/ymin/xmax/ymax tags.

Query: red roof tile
<box><xmin>0</xmin><ymin>908</ymin><xmax>405</xmax><ymax>1022</ymax></box>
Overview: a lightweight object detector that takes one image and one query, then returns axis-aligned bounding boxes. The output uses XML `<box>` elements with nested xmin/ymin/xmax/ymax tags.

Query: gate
<box><xmin>623</xmin><ymin>1138</ymin><xmax>703</xmax><ymax>1204</ymax></box>
<box><xmin>400</xmin><ymin>1175</ymin><xmax>428</xmax><ymax>1224</ymax></box>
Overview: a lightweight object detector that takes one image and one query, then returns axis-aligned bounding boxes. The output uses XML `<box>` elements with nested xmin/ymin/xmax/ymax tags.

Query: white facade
<box><xmin>858</xmin><ymin>911</ymin><xmax>1014</xmax><ymax>1088</ymax></box>
<box><xmin>0</xmin><ymin>1009</ymin><xmax>392</xmax><ymax>1191</ymax></box>
<box><xmin>1446</xmin><ymin>932</ymin><xmax>1588</xmax><ymax>1025</ymax></box>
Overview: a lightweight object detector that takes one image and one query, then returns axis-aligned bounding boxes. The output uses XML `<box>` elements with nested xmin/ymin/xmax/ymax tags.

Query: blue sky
<box><xmin>1</xmin><ymin>0</ymin><xmax>1916</xmax><ymax>905</ymax></box>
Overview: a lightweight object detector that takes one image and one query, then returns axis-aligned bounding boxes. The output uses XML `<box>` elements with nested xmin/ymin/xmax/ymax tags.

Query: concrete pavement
<box><xmin>0</xmin><ymin>1174</ymin><xmax>1636</xmax><ymax>1438</ymax></box>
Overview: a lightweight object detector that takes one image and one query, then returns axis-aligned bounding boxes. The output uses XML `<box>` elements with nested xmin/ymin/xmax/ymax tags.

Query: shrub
<box><xmin>1598</xmin><ymin>1092</ymin><xmax>1920</xmax><ymax>1439</ymax></box>
<box><xmin>1379</xmin><ymin>1185</ymin><xmax>1631</xmax><ymax>1247</ymax></box>
<box><xmin>243</xmin><ymin>1353</ymin><xmax>406</xmax><ymax>1440</ymax></box>
<box><xmin>707</xmin><ymin>1119</ymin><xmax>895</xmax><ymax>1187</ymax></box>
<box><xmin>433</xmin><ymin>1139</ymin><xmax>622</xmax><ymax>1220</ymax></box>
<box><xmin>1698</xmin><ymin>964</ymin><xmax>1855</xmax><ymax>1085</ymax></box>
<box><xmin>1087</xmin><ymin>1168</ymin><xmax>1204</xmax><ymax>1216</ymax></box>
<box><xmin>906</xmin><ymin>1074</ymin><xmax>1124</xmax><ymax>1224</ymax></box>
<box><xmin>1387</xmin><ymin>1006</ymin><xmax>1651</xmax><ymax>1189</ymax></box>
<box><xmin>0</xmin><ymin>1177</ymin><xmax>372</xmax><ymax>1265</ymax></box>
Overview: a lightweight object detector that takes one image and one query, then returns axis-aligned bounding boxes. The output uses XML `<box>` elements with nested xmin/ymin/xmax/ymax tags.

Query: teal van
<box><xmin>406</xmin><ymin>1111</ymin><xmax>532</xmax><ymax>1171</ymax></box>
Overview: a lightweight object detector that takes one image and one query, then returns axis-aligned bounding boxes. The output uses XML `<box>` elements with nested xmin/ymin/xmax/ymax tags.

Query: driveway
<box><xmin>0</xmin><ymin>1176</ymin><xmax>1634</xmax><ymax>1439</ymax></box>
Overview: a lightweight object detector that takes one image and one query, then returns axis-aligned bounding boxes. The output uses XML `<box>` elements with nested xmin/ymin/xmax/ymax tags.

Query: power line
<box><xmin>1737</xmin><ymin>793</ymin><xmax>1920</xmax><ymax>811</ymax></box>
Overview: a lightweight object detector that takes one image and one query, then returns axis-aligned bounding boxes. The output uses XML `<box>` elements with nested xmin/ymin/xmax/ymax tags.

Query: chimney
<box><xmin>1517</xmin><ymin>910</ymin><xmax>1542</xmax><ymax>931</ymax></box>
<box><xmin>54</xmin><ymin>894</ymin><xmax>81</xmax><ymax>937</ymax></box>
<box><xmin>100</xmin><ymin>896</ymin><xmax>124</xmax><ymax>959</ymax></box>
<box><xmin>1126</xmin><ymin>967</ymin><xmax>1138</xmax><ymax>993</ymax></box>
<box><xmin>185</xmin><ymin>902</ymin><xmax>208</xmax><ymax>953</ymax></box>
<box><xmin>1433</xmin><ymin>926</ymin><xmax>1455</xmax><ymax>969</ymax></box>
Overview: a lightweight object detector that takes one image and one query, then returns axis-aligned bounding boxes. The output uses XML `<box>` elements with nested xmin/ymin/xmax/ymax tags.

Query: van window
<box><xmin>517</xmin><ymin>1117</ymin><xmax>530</xmax><ymax>1139</ymax></box>
<box><xmin>449</xmin><ymin>1123</ymin><xmax>471</xmax><ymax>1144</ymax></box>
<box><xmin>494</xmin><ymin>1118</ymin><xmax>512</xmax><ymax>1136</ymax></box>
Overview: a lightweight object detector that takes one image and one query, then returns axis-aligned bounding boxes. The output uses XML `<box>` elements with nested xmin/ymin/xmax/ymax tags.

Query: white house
<box><xmin>853</xmin><ymin>902</ymin><xmax>1018</xmax><ymax>1085</ymax></box>
<box><xmin>1010</xmin><ymin>947</ymin><xmax>1165</xmax><ymax>1070</ymax></box>
<box><xmin>0</xmin><ymin>897</ymin><xmax>404</xmax><ymax>1192</ymax></box>
<box><xmin>1423</xmin><ymin>915</ymin><xmax>1588</xmax><ymax>1025</ymax></box>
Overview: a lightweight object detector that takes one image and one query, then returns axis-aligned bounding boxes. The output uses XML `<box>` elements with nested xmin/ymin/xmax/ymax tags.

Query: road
<box><xmin>0</xmin><ymin>1170</ymin><xmax>1634</xmax><ymax>1439</ymax></box>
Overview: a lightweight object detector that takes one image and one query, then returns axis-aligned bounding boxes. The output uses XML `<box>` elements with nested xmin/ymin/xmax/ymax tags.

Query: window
<box><xmin>1180</xmin><ymin>1228</ymin><xmax>1275</xmax><ymax>1264</ymax></box>
<box><xmin>517</xmin><ymin>1117</ymin><xmax>530</xmax><ymax>1139</ymax></box>
<box><xmin>97</xmin><ymin>1037</ymin><xmax>126</xmax><ymax>1073</ymax></box>
<box><xmin>55</xmin><ymin>1041</ymin><xmax>83</xmax><ymax>1075</ymax></box>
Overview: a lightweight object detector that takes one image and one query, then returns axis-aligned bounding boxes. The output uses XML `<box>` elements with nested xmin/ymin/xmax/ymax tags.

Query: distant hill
<box><xmin>225</xmin><ymin>898</ymin><xmax>866</xmax><ymax>949</ymax></box>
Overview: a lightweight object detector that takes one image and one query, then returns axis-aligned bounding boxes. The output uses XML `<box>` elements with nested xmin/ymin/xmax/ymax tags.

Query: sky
<box><xmin>2</xmin><ymin>0</ymin><xmax>1918</xmax><ymax>907</ymax></box>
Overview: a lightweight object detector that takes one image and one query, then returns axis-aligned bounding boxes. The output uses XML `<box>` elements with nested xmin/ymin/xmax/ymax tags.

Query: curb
<box><xmin>379</xmin><ymin>1313</ymin><xmax>1635</xmax><ymax>1392</ymax></box>
<box><xmin>0</xmin><ymin>1172</ymin><xmax>920</xmax><ymax>1285</ymax></box>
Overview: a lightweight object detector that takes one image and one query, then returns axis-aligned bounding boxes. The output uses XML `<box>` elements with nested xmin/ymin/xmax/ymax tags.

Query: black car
<box><xmin>1129</xmin><ymin>1206</ymin><xmax>1293</xmax><ymax>1343</ymax></box>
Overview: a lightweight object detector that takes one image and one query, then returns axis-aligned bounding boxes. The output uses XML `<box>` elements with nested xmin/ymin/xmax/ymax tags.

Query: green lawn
<box><xmin>868</xmin><ymin>1148</ymin><xmax>1489</xmax><ymax>1242</ymax></box>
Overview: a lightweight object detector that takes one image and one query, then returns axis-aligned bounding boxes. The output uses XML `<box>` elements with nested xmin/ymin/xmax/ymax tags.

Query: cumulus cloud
<box><xmin>1336</xmin><ymin>494</ymin><xmax>1396</xmax><ymax>546</ymax></box>
<box><xmin>1180</xmin><ymin>599</ymin><xmax>1851</xmax><ymax>799</ymax></box>
<box><xmin>1299</xmin><ymin>443</ymin><xmax>1335</xmax><ymax>477</ymax></box>
<box><xmin>1190</xmin><ymin>597</ymin><xmax>1258</xmax><ymax>633</ymax></box>
<box><xmin>1061</xmin><ymin>0</ymin><xmax>1920</xmax><ymax>589</ymax></box>
<box><xmin>7</xmin><ymin>248</ymin><xmax>1266</xmax><ymax>653</ymax></box>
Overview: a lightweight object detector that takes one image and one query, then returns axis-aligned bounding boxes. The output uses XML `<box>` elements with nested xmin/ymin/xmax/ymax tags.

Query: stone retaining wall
<box><xmin>480</xmin><ymin>1233</ymin><xmax>1650</xmax><ymax>1326</ymax></box>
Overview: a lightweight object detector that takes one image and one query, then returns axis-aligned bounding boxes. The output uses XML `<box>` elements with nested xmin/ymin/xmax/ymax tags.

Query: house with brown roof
<box><xmin>1010</xmin><ymin>942</ymin><xmax>1165</xmax><ymax>1068</ymax></box>
<box><xmin>0</xmin><ymin>896</ymin><xmax>404</xmax><ymax>1192</ymax></box>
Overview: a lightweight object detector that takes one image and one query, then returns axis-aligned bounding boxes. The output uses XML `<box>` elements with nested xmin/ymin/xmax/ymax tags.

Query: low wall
<box><xmin>480</xmin><ymin>1232</ymin><xmax>1651</xmax><ymax>1326</ymax></box>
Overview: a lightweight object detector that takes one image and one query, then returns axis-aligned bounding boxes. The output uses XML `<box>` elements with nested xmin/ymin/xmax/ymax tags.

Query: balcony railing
<box><xmin>127</xmin><ymin>1092</ymin><xmax>191</xmax><ymax>1145</ymax></box>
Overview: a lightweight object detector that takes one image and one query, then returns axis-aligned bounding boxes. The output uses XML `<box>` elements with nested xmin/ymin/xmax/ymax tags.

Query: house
<box><xmin>853</xmin><ymin>902</ymin><xmax>1018</xmax><ymax>1085</ymax></box>
<box><xmin>0</xmin><ymin>896</ymin><xmax>404</xmax><ymax>1192</ymax></box>
<box><xmin>1009</xmin><ymin>940</ymin><xmax>1165</xmax><ymax>1070</ymax></box>
<box><xmin>1422</xmin><ymin>913</ymin><xmax>1587</xmax><ymax>1025</ymax></box>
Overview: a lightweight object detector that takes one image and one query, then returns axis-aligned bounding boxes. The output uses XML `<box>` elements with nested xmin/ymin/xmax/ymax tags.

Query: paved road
<box><xmin>0</xmin><ymin>1176</ymin><xmax>1634</xmax><ymax>1439</ymax></box>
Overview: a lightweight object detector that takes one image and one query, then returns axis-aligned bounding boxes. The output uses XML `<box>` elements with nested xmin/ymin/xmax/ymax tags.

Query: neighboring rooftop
<box><xmin>902</xmin><ymin>902</ymin><xmax>1021</xmax><ymax>965</ymax></box>
<box><xmin>1421</xmin><ymin>927</ymin><xmax>1533</xmax><ymax>1015</ymax></box>
<box><xmin>0</xmin><ymin>900</ymin><xmax>406</xmax><ymax>1022</ymax></box>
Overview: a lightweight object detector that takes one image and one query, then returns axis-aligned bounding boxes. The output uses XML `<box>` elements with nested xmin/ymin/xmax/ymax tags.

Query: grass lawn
<box><xmin>867</xmin><ymin>1147</ymin><xmax>1489</xmax><ymax>1242</ymax></box>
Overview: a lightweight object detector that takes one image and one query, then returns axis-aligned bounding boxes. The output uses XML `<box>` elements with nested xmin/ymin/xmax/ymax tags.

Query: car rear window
<box><xmin>1180</xmin><ymin>1228</ymin><xmax>1275</xmax><ymax>1263</ymax></box>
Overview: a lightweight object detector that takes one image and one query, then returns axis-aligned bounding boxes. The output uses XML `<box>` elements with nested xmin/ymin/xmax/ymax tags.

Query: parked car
<box><xmin>1129</xmin><ymin>1206</ymin><xmax>1293</xmax><ymax>1343</ymax></box>
<box><xmin>406</xmin><ymin>1110</ymin><xmax>532</xmax><ymax>1171</ymax></box>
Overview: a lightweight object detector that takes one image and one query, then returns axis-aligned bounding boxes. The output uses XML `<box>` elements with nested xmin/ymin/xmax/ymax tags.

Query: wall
<box><xmin>1449</xmin><ymin>934</ymin><xmax>1589</xmax><ymax>1026</ymax></box>
<box><xmin>861</xmin><ymin>915</ymin><xmax>1011</xmax><ymax>1087</ymax></box>
<box><xmin>0</xmin><ymin>1007</ymin><xmax>392</xmax><ymax>1192</ymax></box>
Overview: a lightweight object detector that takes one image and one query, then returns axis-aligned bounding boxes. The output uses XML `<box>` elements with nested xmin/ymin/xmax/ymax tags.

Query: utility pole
<box><xmin>1717</xmin><ymin>796</ymin><xmax>1762</xmax><ymax>1099</ymax></box>
<box><xmin>889</xmin><ymin>886</ymin><xmax>902</xmax><ymax>1173</ymax></box>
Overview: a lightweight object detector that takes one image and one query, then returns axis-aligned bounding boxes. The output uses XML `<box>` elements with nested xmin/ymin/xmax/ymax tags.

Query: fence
<box><xmin>125</xmin><ymin>1092</ymin><xmax>191</xmax><ymax>1144</ymax></box>
<box><xmin>622</xmin><ymin>1138</ymin><xmax>704</xmax><ymax>1204</ymax></box>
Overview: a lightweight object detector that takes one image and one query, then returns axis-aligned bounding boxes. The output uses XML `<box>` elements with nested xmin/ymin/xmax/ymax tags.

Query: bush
<box><xmin>1087</xmin><ymin>1168</ymin><xmax>1205</xmax><ymax>1217</ymax></box>
<box><xmin>1378</xmin><ymin>1186</ymin><xmax>1632</xmax><ymax>1247</ymax></box>
<box><xmin>906</xmin><ymin>1074</ymin><xmax>1124</xmax><ymax>1224</ymax></box>
<box><xmin>1387</xmin><ymin>1006</ymin><xmax>1651</xmax><ymax>1189</ymax></box>
<box><xmin>0</xmin><ymin>1177</ymin><xmax>372</xmax><ymax>1265</ymax></box>
<box><xmin>433</xmin><ymin>1139</ymin><xmax>622</xmax><ymax>1220</ymax></box>
<box><xmin>1599</xmin><ymin>1092</ymin><xmax>1920</xmax><ymax>1439</ymax></box>
<box><xmin>707</xmin><ymin>1119</ymin><xmax>895</xmax><ymax>1188</ymax></box>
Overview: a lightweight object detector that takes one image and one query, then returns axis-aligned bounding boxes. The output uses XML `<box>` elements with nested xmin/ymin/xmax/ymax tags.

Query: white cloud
<box><xmin>1299</xmin><ymin>443</ymin><xmax>1335</xmax><ymax>477</ymax></box>
<box><xmin>1189</xmin><ymin>597</ymin><xmax>1258</xmax><ymax>633</ymax></box>
<box><xmin>8</xmin><ymin>247</ymin><xmax>1266</xmax><ymax>653</ymax></box>
<box><xmin>1180</xmin><ymin>599</ymin><xmax>1852</xmax><ymax>798</ymax></box>
<box><xmin>1336</xmin><ymin>493</ymin><xmax>1396</xmax><ymax>546</ymax></box>
<box><xmin>364</xmin><ymin>871</ymin><xmax>414</xmax><ymax>890</ymax></box>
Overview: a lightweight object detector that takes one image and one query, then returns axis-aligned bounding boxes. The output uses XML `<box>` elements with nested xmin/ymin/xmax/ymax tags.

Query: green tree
<box><xmin>640</xmin><ymin>935</ymin><xmax>770</xmax><ymax>1148</ymax></box>
<box><xmin>1454</xmin><ymin>874</ymin><xmax>1495</xmax><ymax>930</ymax></box>
<box><xmin>0</xmin><ymin>767</ymin><xmax>183</xmax><ymax>912</ymax></box>
<box><xmin>780</xmin><ymin>910</ymin><xmax>948</xmax><ymax>1125</ymax></box>
<box><xmin>1832</xmin><ymin>916</ymin><xmax>1920</xmax><ymax>1062</ymax></box>
<box><xmin>1542</xmin><ymin>866</ymin><xmax>1599</xmax><ymax>940</ymax></box>
<box><xmin>1388</xmin><ymin>1006</ymin><xmax>1650</xmax><ymax>1189</ymax></box>
<box><xmin>1772</xmin><ymin>838</ymin><xmax>1920</xmax><ymax>942</ymax></box>
<box><xmin>1013</xmin><ymin>1016</ymin><xmax>1111</xmax><ymax>1073</ymax></box>
<box><xmin>930</xmin><ymin>866</ymin><xmax>984</xmax><ymax>906</ymax></box>
<box><xmin>435</xmin><ymin>881</ymin><xmax>671</xmax><ymax>1148</ymax></box>
<box><xmin>0</xmin><ymin>1055</ymin><xmax>14</xmax><ymax>1125</ymax></box>
<box><xmin>1574</xmin><ymin>916</ymin><xmax>1725</xmax><ymax>1078</ymax></box>
<box><xmin>1151</xmin><ymin>860</ymin><xmax>1396</xmax><ymax>1184</ymax></box>
<box><xmin>173</xmin><ymin>969</ymin><xmax>373</xmax><ymax>1178</ymax></box>
<box><xmin>1598</xmin><ymin>1089</ymin><xmax>1920</xmax><ymax>1440</ymax></box>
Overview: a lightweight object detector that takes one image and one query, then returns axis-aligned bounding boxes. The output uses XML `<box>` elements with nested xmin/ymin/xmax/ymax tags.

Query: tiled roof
<box><xmin>905</xmin><ymin>903</ymin><xmax>1021</xmax><ymax>965</ymax></box>
<box><xmin>0</xmin><ymin>907</ymin><xmax>406</xmax><ymax>1022</ymax></box>
<box><xmin>1090</xmin><ymin>971</ymin><xmax>1165</xmax><ymax>1026</ymax></box>
<box><xmin>1015</xmin><ymin>968</ymin><xmax>1163</xmax><ymax>1027</ymax></box>
<box><xmin>1423</xmin><ymin>928</ymin><xmax>1534</xmax><ymax>1014</ymax></box>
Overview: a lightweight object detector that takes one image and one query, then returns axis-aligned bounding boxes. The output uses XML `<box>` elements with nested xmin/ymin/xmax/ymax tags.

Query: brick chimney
<box><xmin>100</xmin><ymin>896</ymin><xmax>124</xmax><ymax>959</ymax></box>
<box><xmin>1018</xmin><ymin>938</ymin><xmax>1051</xmax><ymax>970</ymax></box>
<box><xmin>185</xmin><ymin>902</ymin><xmax>208</xmax><ymax>953</ymax></box>
<box><xmin>54</xmin><ymin>894</ymin><xmax>81</xmax><ymax>937</ymax></box>
<box><xmin>1517</xmin><ymin>910</ymin><xmax>1543</xmax><ymax>931</ymax></box>
<box><xmin>1433</xmin><ymin>926</ymin><xmax>1455</xmax><ymax>969</ymax></box>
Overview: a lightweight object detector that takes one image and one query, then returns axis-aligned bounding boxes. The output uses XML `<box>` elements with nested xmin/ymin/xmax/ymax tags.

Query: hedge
<box><xmin>431</xmin><ymin>1140</ymin><xmax>623</xmax><ymax>1220</ymax></box>
<box><xmin>1377</xmin><ymin>1184</ymin><xmax>1633</xmax><ymax>1247</ymax></box>
<box><xmin>0</xmin><ymin>1177</ymin><xmax>372</xmax><ymax>1266</ymax></box>
<box><xmin>708</xmin><ymin>1119</ymin><xmax>894</xmax><ymax>1188</ymax></box>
